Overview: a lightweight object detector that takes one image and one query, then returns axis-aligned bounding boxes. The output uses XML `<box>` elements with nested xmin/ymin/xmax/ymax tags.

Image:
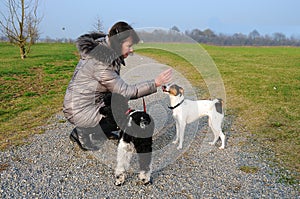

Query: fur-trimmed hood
<box><xmin>76</xmin><ymin>32</ymin><xmax>125</xmax><ymax>66</ymax></box>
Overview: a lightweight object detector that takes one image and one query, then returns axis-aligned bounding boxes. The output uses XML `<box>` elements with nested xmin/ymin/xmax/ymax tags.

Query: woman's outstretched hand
<box><xmin>155</xmin><ymin>68</ymin><xmax>172</xmax><ymax>87</ymax></box>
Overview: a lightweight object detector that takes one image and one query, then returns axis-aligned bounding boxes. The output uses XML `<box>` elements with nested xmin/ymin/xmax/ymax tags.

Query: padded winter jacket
<box><xmin>63</xmin><ymin>33</ymin><xmax>157</xmax><ymax>127</ymax></box>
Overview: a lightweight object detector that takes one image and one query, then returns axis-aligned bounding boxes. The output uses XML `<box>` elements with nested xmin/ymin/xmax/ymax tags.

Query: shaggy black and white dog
<box><xmin>101</xmin><ymin>93</ymin><xmax>154</xmax><ymax>186</ymax></box>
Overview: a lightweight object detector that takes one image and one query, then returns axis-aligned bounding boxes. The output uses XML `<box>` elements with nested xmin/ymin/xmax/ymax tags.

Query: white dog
<box><xmin>162</xmin><ymin>84</ymin><xmax>225</xmax><ymax>150</ymax></box>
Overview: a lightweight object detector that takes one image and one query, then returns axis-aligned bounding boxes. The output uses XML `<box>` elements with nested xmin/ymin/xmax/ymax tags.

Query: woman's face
<box><xmin>121</xmin><ymin>37</ymin><xmax>134</xmax><ymax>59</ymax></box>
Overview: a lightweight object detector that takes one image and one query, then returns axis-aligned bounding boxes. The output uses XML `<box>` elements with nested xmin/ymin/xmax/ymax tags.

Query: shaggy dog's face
<box><xmin>130</xmin><ymin>111</ymin><xmax>151</xmax><ymax>128</ymax></box>
<box><xmin>126</xmin><ymin>111</ymin><xmax>154</xmax><ymax>139</ymax></box>
<box><xmin>100</xmin><ymin>93</ymin><xmax>153</xmax><ymax>138</ymax></box>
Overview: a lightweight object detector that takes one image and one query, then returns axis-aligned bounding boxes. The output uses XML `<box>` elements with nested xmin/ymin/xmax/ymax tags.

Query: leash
<box><xmin>143</xmin><ymin>97</ymin><xmax>146</xmax><ymax>112</ymax></box>
<box><xmin>125</xmin><ymin>98</ymin><xmax>146</xmax><ymax>115</ymax></box>
<box><xmin>125</xmin><ymin>98</ymin><xmax>147</xmax><ymax>128</ymax></box>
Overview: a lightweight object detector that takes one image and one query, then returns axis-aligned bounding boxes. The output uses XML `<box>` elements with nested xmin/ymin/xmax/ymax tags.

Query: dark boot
<box><xmin>69</xmin><ymin>127</ymin><xmax>103</xmax><ymax>151</ymax></box>
<box><xmin>99</xmin><ymin>118</ymin><xmax>120</xmax><ymax>140</ymax></box>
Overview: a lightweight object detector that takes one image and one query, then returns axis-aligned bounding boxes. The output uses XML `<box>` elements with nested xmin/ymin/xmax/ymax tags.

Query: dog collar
<box><xmin>125</xmin><ymin>109</ymin><xmax>140</xmax><ymax>116</ymax></box>
<box><xmin>168</xmin><ymin>99</ymin><xmax>184</xmax><ymax>110</ymax></box>
<box><xmin>125</xmin><ymin>108</ymin><xmax>133</xmax><ymax>115</ymax></box>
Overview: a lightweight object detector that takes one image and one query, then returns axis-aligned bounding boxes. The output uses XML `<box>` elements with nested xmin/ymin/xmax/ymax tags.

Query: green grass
<box><xmin>136</xmin><ymin>44</ymin><xmax>300</xmax><ymax>182</ymax></box>
<box><xmin>0</xmin><ymin>42</ymin><xmax>78</xmax><ymax>149</ymax></box>
<box><xmin>0</xmin><ymin>42</ymin><xmax>299</xmax><ymax>182</ymax></box>
<box><xmin>204</xmin><ymin>46</ymin><xmax>300</xmax><ymax>176</ymax></box>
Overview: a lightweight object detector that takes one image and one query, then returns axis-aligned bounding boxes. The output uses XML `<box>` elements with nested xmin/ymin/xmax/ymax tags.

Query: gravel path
<box><xmin>1</xmin><ymin>55</ymin><xmax>299</xmax><ymax>199</ymax></box>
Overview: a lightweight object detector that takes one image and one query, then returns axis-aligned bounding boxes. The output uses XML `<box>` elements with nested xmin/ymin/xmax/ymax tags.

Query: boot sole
<box><xmin>69</xmin><ymin>133</ymin><xmax>88</xmax><ymax>151</ymax></box>
<box><xmin>69</xmin><ymin>133</ymin><xmax>101</xmax><ymax>151</ymax></box>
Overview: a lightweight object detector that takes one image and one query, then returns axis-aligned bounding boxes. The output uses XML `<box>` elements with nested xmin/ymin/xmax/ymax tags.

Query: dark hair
<box><xmin>108</xmin><ymin>21</ymin><xmax>140</xmax><ymax>55</ymax></box>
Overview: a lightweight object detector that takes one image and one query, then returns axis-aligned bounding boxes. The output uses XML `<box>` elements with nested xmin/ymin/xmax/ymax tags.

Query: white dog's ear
<box><xmin>179</xmin><ymin>87</ymin><xmax>184</xmax><ymax>96</ymax></box>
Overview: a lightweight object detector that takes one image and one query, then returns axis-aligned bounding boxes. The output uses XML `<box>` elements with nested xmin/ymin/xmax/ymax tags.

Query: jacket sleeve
<box><xmin>96</xmin><ymin>68</ymin><xmax>157</xmax><ymax>99</ymax></box>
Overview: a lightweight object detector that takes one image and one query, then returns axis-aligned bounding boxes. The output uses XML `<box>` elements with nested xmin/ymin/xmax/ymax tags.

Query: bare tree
<box><xmin>273</xmin><ymin>32</ymin><xmax>286</xmax><ymax>42</ymax></box>
<box><xmin>249</xmin><ymin>29</ymin><xmax>260</xmax><ymax>39</ymax></box>
<box><xmin>170</xmin><ymin>26</ymin><xmax>180</xmax><ymax>32</ymax></box>
<box><xmin>93</xmin><ymin>16</ymin><xmax>104</xmax><ymax>33</ymax></box>
<box><xmin>0</xmin><ymin>0</ymin><xmax>41</xmax><ymax>59</ymax></box>
<box><xmin>203</xmin><ymin>29</ymin><xmax>216</xmax><ymax>38</ymax></box>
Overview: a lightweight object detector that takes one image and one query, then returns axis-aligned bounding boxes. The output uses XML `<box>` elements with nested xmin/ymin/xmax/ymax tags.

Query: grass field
<box><xmin>0</xmin><ymin>42</ymin><xmax>299</xmax><ymax>182</ymax></box>
<box><xmin>0</xmin><ymin>42</ymin><xmax>78</xmax><ymax>148</ymax></box>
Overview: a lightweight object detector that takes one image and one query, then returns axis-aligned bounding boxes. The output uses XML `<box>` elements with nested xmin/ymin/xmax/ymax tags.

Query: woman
<box><xmin>63</xmin><ymin>21</ymin><xmax>172</xmax><ymax>151</ymax></box>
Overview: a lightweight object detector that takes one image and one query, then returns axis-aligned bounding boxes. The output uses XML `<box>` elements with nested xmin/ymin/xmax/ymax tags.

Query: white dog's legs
<box><xmin>208</xmin><ymin>117</ymin><xmax>226</xmax><ymax>149</ymax></box>
<box><xmin>208</xmin><ymin>130</ymin><xmax>219</xmax><ymax>146</ymax></box>
<box><xmin>209</xmin><ymin>129</ymin><xmax>226</xmax><ymax>149</ymax></box>
<box><xmin>115</xmin><ymin>139</ymin><xmax>133</xmax><ymax>186</ymax></box>
<box><xmin>219</xmin><ymin>131</ymin><xmax>226</xmax><ymax>149</ymax></box>
<box><xmin>172</xmin><ymin>120</ymin><xmax>180</xmax><ymax>144</ymax></box>
<box><xmin>177</xmin><ymin>122</ymin><xmax>186</xmax><ymax>150</ymax></box>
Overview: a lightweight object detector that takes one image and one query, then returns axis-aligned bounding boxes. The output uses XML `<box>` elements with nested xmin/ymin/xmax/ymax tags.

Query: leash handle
<box><xmin>143</xmin><ymin>98</ymin><xmax>146</xmax><ymax>112</ymax></box>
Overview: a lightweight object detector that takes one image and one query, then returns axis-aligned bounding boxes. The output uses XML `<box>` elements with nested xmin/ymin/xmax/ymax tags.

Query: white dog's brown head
<box><xmin>162</xmin><ymin>84</ymin><xmax>184</xmax><ymax>97</ymax></box>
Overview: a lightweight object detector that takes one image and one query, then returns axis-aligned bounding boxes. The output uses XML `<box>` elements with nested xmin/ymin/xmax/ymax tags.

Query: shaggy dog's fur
<box><xmin>100</xmin><ymin>93</ymin><xmax>154</xmax><ymax>186</ymax></box>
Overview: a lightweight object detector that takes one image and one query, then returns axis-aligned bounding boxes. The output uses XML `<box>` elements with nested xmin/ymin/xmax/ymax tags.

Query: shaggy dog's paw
<box><xmin>115</xmin><ymin>173</ymin><xmax>126</xmax><ymax>186</ymax></box>
<box><xmin>177</xmin><ymin>145</ymin><xmax>182</xmax><ymax>150</ymax></box>
<box><xmin>172</xmin><ymin>139</ymin><xmax>178</xmax><ymax>144</ymax></box>
<box><xmin>141</xmin><ymin>178</ymin><xmax>152</xmax><ymax>185</ymax></box>
<box><xmin>138</xmin><ymin>172</ymin><xmax>152</xmax><ymax>185</ymax></box>
<box><xmin>219</xmin><ymin>146</ymin><xmax>225</xmax><ymax>150</ymax></box>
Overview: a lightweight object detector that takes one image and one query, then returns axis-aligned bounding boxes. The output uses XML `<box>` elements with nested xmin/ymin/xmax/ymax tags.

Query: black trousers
<box><xmin>75</xmin><ymin>116</ymin><xmax>119</xmax><ymax>136</ymax></box>
<box><xmin>71</xmin><ymin>97</ymin><xmax>121</xmax><ymax>150</ymax></box>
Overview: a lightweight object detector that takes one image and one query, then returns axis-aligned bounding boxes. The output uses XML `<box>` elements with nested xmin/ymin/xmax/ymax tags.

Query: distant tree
<box><xmin>0</xmin><ymin>0</ymin><xmax>42</xmax><ymax>59</ymax></box>
<box><xmin>273</xmin><ymin>32</ymin><xmax>286</xmax><ymax>42</ymax></box>
<box><xmin>290</xmin><ymin>35</ymin><xmax>300</xmax><ymax>46</ymax></box>
<box><xmin>0</xmin><ymin>0</ymin><xmax>41</xmax><ymax>59</ymax></box>
<box><xmin>93</xmin><ymin>16</ymin><xmax>104</xmax><ymax>32</ymax></box>
<box><xmin>170</xmin><ymin>26</ymin><xmax>180</xmax><ymax>32</ymax></box>
<box><xmin>190</xmin><ymin>28</ymin><xmax>203</xmax><ymax>36</ymax></box>
<box><xmin>249</xmin><ymin>30</ymin><xmax>260</xmax><ymax>39</ymax></box>
<box><xmin>203</xmin><ymin>29</ymin><xmax>216</xmax><ymax>38</ymax></box>
<box><xmin>186</xmin><ymin>28</ymin><xmax>203</xmax><ymax>42</ymax></box>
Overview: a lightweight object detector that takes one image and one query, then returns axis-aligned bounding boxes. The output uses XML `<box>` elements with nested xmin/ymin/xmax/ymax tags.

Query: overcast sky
<box><xmin>37</xmin><ymin>0</ymin><xmax>299</xmax><ymax>39</ymax></box>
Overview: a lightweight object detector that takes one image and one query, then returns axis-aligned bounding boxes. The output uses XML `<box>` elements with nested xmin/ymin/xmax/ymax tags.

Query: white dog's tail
<box><xmin>212</xmin><ymin>98</ymin><xmax>223</xmax><ymax>115</ymax></box>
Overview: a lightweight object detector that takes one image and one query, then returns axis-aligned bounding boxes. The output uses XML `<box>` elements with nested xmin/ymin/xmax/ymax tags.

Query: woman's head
<box><xmin>108</xmin><ymin>21</ymin><xmax>140</xmax><ymax>58</ymax></box>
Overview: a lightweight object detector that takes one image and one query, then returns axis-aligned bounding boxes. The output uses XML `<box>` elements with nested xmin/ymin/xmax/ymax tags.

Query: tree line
<box><xmin>31</xmin><ymin>27</ymin><xmax>300</xmax><ymax>46</ymax></box>
<box><xmin>139</xmin><ymin>26</ymin><xmax>300</xmax><ymax>46</ymax></box>
<box><xmin>1</xmin><ymin>0</ymin><xmax>299</xmax><ymax>59</ymax></box>
<box><xmin>184</xmin><ymin>28</ymin><xmax>300</xmax><ymax>46</ymax></box>
<box><xmin>2</xmin><ymin>28</ymin><xmax>299</xmax><ymax>47</ymax></box>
